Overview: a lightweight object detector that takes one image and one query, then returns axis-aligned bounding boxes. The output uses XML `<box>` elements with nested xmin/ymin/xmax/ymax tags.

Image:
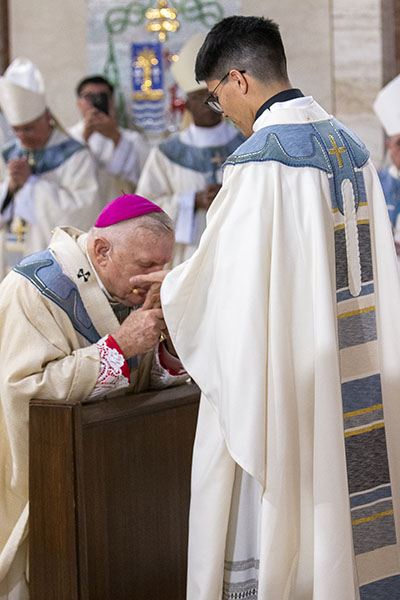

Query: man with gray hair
<box><xmin>0</xmin><ymin>193</ymin><xmax>186</xmax><ymax>599</ymax></box>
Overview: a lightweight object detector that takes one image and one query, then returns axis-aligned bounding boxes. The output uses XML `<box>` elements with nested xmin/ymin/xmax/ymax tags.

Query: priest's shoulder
<box><xmin>224</xmin><ymin>118</ymin><xmax>369</xmax><ymax>170</ymax></box>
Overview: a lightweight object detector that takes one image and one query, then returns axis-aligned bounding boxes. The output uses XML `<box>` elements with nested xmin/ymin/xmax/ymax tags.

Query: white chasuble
<box><xmin>161</xmin><ymin>99</ymin><xmax>400</xmax><ymax>599</ymax></box>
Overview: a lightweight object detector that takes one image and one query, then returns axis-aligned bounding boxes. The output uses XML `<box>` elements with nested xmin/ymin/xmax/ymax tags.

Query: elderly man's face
<box><xmin>99</xmin><ymin>227</ymin><xmax>174</xmax><ymax>307</ymax></box>
<box><xmin>12</xmin><ymin>112</ymin><xmax>52</xmax><ymax>150</ymax></box>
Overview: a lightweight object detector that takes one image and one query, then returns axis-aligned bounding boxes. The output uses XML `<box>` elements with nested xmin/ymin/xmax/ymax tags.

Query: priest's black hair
<box><xmin>75</xmin><ymin>75</ymin><xmax>114</xmax><ymax>97</ymax></box>
<box><xmin>195</xmin><ymin>15</ymin><xmax>288</xmax><ymax>85</ymax></box>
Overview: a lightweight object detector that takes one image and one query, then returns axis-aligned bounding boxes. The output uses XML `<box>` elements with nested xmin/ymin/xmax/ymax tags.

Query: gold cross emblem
<box><xmin>11</xmin><ymin>218</ymin><xmax>27</xmax><ymax>243</ymax></box>
<box><xmin>135</xmin><ymin>49</ymin><xmax>158</xmax><ymax>93</ymax></box>
<box><xmin>328</xmin><ymin>135</ymin><xmax>346</xmax><ymax>168</ymax></box>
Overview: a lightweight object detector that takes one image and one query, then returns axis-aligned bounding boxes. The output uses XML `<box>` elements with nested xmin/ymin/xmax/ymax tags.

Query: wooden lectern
<box><xmin>29</xmin><ymin>383</ymin><xmax>200</xmax><ymax>600</ymax></box>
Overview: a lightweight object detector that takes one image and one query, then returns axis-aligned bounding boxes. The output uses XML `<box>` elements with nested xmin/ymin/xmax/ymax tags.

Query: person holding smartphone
<box><xmin>69</xmin><ymin>75</ymin><xmax>150</xmax><ymax>207</ymax></box>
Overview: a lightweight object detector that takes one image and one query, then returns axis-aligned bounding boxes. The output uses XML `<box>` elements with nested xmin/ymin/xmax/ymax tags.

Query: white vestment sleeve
<box><xmin>106</xmin><ymin>130</ymin><xmax>149</xmax><ymax>184</ymax></box>
<box><xmin>149</xmin><ymin>343</ymin><xmax>187</xmax><ymax>389</ymax></box>
<box><xmin>0</xmin><ymin>180</ymin><xmax>12</xmax><ymax>223</ymax></box>
<box><xmin>175</xmin><ymin>191</ymin><xmax>196</xmax><ymax>244</ymax></box>
<box><xmin>136</xmin><ymin>147</ymin><xmax>184</xmax><ymax>222</ymax></box>
<box><xmin>0</xmin><ymin>159</ymin><xmax>12</xmax><ymax>223</ymax></box>
<box><xmin>13</xmin><ymin>175</ymin><xmax>38</xmax><ymax>223</ymax></box>
<box><xmin>0</xmin><ymin>179</ymin><xmax>9</xmax><ymax>211</ymax></box>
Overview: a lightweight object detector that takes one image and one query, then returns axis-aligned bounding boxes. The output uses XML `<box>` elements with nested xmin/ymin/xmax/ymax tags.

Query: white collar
<box><xmin>389</xmin><ymin>163</ymin><xmax>400</xmax><ymax>179</ymax></box>
<box><xmin>180</xmin><ymin>120</ymin><xmax>237</xmax><ymax>147</ymax></box>
<box><xmin>85</xmin><ymin>248</ymin><xmax>115</xmax><ymax>302</ymax></box>
<box><xmin>253</xmin><ymin>97</ymin><xmax>330</xmax><ymax>132</ymax></box>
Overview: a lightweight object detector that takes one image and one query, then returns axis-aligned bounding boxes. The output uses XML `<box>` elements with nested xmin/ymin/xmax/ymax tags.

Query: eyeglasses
<box><xmin>204</xmin><ymin>70</ymin><xmax>246</xmax><ymax>114</ymax></box>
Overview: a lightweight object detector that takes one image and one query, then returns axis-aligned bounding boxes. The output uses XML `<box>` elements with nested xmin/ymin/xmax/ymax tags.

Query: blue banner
<box><xmin>131</xmin><ymin>42</ymin><xmax>164</xmax><ymax>101</ymax></box>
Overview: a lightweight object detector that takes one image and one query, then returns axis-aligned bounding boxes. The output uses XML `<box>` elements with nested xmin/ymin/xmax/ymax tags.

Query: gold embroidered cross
<box><xmin>12</xmin><ymin>218</ymin><xmax>27</xmax><ymax>243</ymax></box>
<box><xmin>210</xmin><ymin>152</ymin><xmax>224</xmax><ymax>169</ymax></box>
<box><xmin>328</xmin><ymin>135</ymin><xmax>346</xmax><ymax>168</ymax></box>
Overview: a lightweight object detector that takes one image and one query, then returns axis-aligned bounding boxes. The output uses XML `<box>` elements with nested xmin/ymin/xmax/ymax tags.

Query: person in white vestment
<box><xmin>0</xmin><ymin>193</ymin><xmax>186</xmax><ymax>600</ymax></box>
<box><xmin>132</xmin><ymin>15</ymin><xmax>400</xmax><ymax>600</ymax></box>
<box><xmin>373</xmin><ymin>74</ymin><xmax>400</xmax><ymax>274</ymax></box>
<box><xmin>0</xmin><ymin>58</ymin><xmax>101</xmax><ymax>281</ymax></box>
<box><xmin>136</xmin><ymin>34</ymin><xmax>244</xmax><ymax>267</ymax></box>
<box><xmin>69</xmin><ymin>75</ymin><xmax>149</xmax><ymax>206</ymax></box>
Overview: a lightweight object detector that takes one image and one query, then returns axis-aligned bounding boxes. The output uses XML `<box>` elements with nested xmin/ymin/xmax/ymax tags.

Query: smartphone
<box><xmin>90</xmin><ymin>92</ymin><xmax>109</xmax><ymax>115</ymax></box>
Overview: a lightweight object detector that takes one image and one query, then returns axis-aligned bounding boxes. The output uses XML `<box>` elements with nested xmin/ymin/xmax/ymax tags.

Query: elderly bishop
<box><xmin>0</xmin><ymin>57</ymin><xmax>101</xmax><ymax>279</ymax></box>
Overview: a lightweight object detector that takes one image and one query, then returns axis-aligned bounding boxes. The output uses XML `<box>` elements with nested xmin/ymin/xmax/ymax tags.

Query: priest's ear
<box><xmin>92</xmin><ymin>236</ymin><xmax>112</xmax><ymax>266</ymax></box>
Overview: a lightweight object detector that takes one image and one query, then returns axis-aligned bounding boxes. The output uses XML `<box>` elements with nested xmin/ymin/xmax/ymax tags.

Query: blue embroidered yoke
<box><xmin>224</xmin><ymin>117</ymin><xmax>369</xmax><ymax>215</ymax></box>
<box><xmin>159</xmin><ymin>131</ymin><xmax>245</xmax><ymax>184</ymax></box>
<box><xmin>2</xmin><ymin>135</ymin><xmax>83</xmax><ymax>175</ymax></box>
<box><xmin>14</xmin><ymin>249</ymin><xmax>100</xmax><ymax>343</ymax></box>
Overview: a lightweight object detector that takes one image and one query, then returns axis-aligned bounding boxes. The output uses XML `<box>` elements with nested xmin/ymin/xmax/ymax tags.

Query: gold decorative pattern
<box><xmin>146</xmin><ymin>0</ymin><xmax>180</xmax><ymax>43</ymax></box>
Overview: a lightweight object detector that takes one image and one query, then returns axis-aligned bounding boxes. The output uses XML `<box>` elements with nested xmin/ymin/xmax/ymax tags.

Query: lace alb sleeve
<box><xmin>87</xmin><ymin>334</ymin><xmax>130</xmax><ymax>400</ymax></box>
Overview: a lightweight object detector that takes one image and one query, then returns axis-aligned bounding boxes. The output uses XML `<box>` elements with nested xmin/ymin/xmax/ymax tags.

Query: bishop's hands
<box><xmin>194</xmin><ymin>183</ymin><xmax>221</xmax><ymax>211</ymax></box>
<box><xmin>112</xmin><ymin>307</ymin><xmax>167</xmax><ymax>359</ymax></box>
<box><xmin>7</xmin><ymin>157</ymin><xmax>32</xmax><ymax>194</ymax></box>
<box><xmin>82</xmin><ymin>106</ymin><xmax>121</xmax><ymax>147</ymax></box>
<box><xmin>113</xmin><ymin>270</ymin><xmax>174</xmax><ymax>359</ymax></box>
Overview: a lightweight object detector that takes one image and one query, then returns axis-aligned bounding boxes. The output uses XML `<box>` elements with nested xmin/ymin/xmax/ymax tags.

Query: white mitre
<box><xmin>0</xmin><ymin>57</ymin><xmax>46</xmax><ymax>126</ymax></box>
<box><xmin>373</xmin><ymin>74</ymin><xmax>400</xmax><ymax>137</ymax></box>
<box><xmin>170</xmin><ymin>33</ymin><xmax>207</xmax><ymax>94</ymax></box>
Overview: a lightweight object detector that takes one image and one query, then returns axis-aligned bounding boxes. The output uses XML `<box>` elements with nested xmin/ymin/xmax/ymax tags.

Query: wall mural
<box><xmin>87</xmin><ymin>0</ymin><xmax>240</xmax><ymax>133</ymax></box>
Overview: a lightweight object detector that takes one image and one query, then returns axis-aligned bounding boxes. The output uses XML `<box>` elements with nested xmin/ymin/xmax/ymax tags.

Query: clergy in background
<box><xmin>69</xmin><ymin>75</ymin><xmax>150</xmax><ymax>207</ymax></box>
<box><xmin>0</xmin><ymin>194</ymin><xmax>186</xmax><ymax>600</ymax></box>
<box><xmin>133</xmin><ymin>15</ymin><xmax>400</xmax><ymax>600</ymax></box>
<box><xmin>0</xmin><ymin>58</ymin><xmax>101</xmax><ymax>280</ymax></box>
<box><xmin>136</xmin><ymin>33</ymin><xmax>244</xmax><ymax>267</ymax></box>
<box><xmin>373</xmin><ymin>74</ymin><xmax>400</xmax><ymax>274</ymax></box>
